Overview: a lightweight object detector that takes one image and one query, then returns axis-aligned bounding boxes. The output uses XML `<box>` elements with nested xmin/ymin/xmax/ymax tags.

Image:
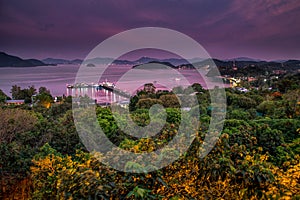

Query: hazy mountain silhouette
<box><xmin>0</xmin><ymin>52</ymin><xmax>47</xmax><ymax>67</ymax></box>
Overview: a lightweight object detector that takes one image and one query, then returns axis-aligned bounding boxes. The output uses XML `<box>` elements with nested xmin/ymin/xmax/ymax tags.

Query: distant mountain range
<box><xmin>204</xmin><ymin>58</ymin><xmax>300</xmax><ymax>77</ymax></box>
<box><xmin>43</xmin><ymin>56</ymin><xmax>300</xmax><ymax>68</ymax></box>
<box><xmin>224</xmin><ymin>57</ymin><xmax>264</xmax><ymax>62</ymax></box>
<box><xmin>42</xmin><ymin>58</ymin><xmax>82</xmax><ymax>65</ymax></box>
<box><xmin>0</xmin><ymin>52</ymin><xmax>47</xmax><ymax>67</ymax></box>
<box><xmin>42</xmin><ymin>56</ymin><xmax>194</xmax><ymax>66</ymax></box>
<box><xmin>1</xmin><ymin>52</ymin><xmax>300</xmax><ymax>71</ymax></box>
<box><xmin>132</xmin><ymin>61</ymin><xmax>177</xmax><ymax>69</ymax></box>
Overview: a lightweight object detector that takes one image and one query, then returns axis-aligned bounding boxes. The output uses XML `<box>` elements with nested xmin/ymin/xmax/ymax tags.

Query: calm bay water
<box><xmin>0</xmin><ymin>64</ymin><xmax>223</xmax><ymax>100</ymax></box>
<box><xmin>0</xmin><ymin>65</ymin><xmax>79</xmax><ymax>97</ymax></box>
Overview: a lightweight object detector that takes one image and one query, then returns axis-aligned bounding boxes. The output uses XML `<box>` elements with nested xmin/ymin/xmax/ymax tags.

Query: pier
<box><xmin>66</xmin><ymin>81</ymin><xmax>131</xmax><ymax>105</ymax></box>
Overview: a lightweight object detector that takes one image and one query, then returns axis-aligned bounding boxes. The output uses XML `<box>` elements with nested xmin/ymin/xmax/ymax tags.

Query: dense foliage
<box><xmin>0</xmin><ymin>74</ymin><xmax>300</xmax><ymax>199</ymax></box>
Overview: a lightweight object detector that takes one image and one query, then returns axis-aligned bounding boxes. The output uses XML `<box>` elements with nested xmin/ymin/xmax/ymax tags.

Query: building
<box><xmin>144</xmin><ymin>83</ymin><xmax>156</xmax><ymax>93</ymax></box>
<box><xmin>117</xmin><ymin>100</ymin><xmax>130</xmax><ymax>108</ymax></box>
<box><xmin>5</xmin><ymin>100</ymin><xmax>25</xmax><ymax>105</ymax></box>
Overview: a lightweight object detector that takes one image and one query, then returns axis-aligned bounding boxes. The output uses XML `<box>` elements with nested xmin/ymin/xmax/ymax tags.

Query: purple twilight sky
<box><xmin>0</xmin><ymin>0</ymin><xmax>300</xmax><ymax>61</ymax></box>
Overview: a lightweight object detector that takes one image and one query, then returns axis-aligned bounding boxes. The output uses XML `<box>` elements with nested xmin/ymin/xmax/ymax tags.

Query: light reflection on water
<box><xmin>67</xmin><ymin>87</ymin><xmax>129</xmax><ymax>104</ymax></box>
<box><xmin>0</xmin><ymin>64</ymin><xmax>225</xmax><ymax>102</ymax></box>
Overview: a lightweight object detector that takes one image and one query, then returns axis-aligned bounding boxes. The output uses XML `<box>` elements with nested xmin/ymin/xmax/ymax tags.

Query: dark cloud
<box><xmin>0</xmin><ymin>0</ymin><xmax>299</xmax><ymax>60</ymax></box>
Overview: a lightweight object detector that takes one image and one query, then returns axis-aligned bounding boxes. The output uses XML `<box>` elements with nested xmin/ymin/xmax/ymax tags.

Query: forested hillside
<box><xmin>0</xmin><ymin>74</ymin><xmax>299</xmax><ymax>199</ymax></box>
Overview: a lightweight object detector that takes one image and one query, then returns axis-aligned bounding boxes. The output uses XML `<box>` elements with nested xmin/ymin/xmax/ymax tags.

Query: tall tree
<box><xmin>11</xmin><ymin>85</ymin><xmax>22</xmax><ymax>99</ymax></box>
